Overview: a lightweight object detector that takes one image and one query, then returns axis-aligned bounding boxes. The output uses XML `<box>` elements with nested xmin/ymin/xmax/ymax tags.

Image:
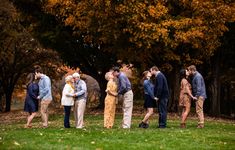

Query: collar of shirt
<box><xmin>155</xmin><ymin>71</ymin><xmax>161</xmax><ymax>77</ymax></box>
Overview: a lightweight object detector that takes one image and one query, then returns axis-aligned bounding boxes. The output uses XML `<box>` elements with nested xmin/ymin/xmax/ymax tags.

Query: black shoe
<box><xmin>158</xmin><ymin>126</ymin><xmax>166</xmax><ymax>129</ymax></box>
<box><xmin>139</xmin><ymin>122</ymin><xmax>145</xmax><ymax>128</ymax></box>
<box><xmin>143</xmin><ymin>123</ymin><xmax>149</xmax><ymax>129</ymax></box>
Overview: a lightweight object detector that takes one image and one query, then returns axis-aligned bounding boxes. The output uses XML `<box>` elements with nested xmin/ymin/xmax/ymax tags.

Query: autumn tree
<box><xmin>44</xmin><ymin>0</ymin><xmax>235</xmax><ymax>112</ymax></box>
<box><xmin>0</xmin><ymin>0</ymin><xmax>60</xmax><ymax>112</ymax></box>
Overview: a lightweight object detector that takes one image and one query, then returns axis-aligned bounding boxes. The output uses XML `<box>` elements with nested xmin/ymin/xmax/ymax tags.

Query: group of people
<box><xmin>24</xmin><ymin>67</ymin><xmax>87</xmax><ymax>128</ymax></box>
<box><xmin>138</xmin><ymin>65</ymin><xmax>206</xmax><ymax>129</ymax></box>
<box><xmin>23</xmin><ymin>64</ymin><xmax>206</xmax><ymax>129</ymax></box>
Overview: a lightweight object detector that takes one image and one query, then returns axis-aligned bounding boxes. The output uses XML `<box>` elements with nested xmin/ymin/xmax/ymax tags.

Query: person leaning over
<box><xmin>113</xmin><ymin>67</ymin><xmax>133</xmax><ymax>129</ymax></box>
<box><xmin>61</xmin><ymin>75</ymin><xmax>75</xmax><ymax>128</ymax></box>
<box><xmin>35</xmin><ymin>67</ymin><xmax>52</xmax><ymax>128</ymax></box>
<box><xmin>73</xmin><ymin>72</ymin><xmax>87</xmax><ymax>129</ymax></box>
<box><xmin>150</xmin><ymin>66</ymin><xmax>169</xmax><ymax>128</ymax></box>
<box><xmin>188</xmin><ymin>65</ymin><xmax>207</xmax><ymax>128</ymax></box>
<box><xmin>139</xmin><ymin>71</ymin><xmax>158</xmax><ymax>129</ymax></box>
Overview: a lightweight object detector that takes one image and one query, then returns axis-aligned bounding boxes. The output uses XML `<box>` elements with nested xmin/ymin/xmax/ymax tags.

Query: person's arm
<box><xmin>118</xmin><ymin>76</ymin><xmax>127</xmax><ymax>94</ymax></box>
<box><xmin>183</xmin><ymin>79</ymin><xmax>196</xmax><ymax>100</ymax></box>
<box><xmin>74</xmin><ymin>81</ymin><xmax>87</xmax><ymax>96</ymax></box>
<box><xmin>144</xmin><ymin>81</ymin><xmax>155</xmax><ymax>99</ymax></box>
<box><xmin>38</xmin><ymin>78</ymin><xmax>51</xmax><ymax>99</ymax></box>
<box><xmin>28</xmin><ymin>84</ymin><xmax>38</xmax><ymax>99</ymax></box>
<box><xmin>195</xmin><ymin>76</ymin><xmax>202</xmax><ymax>98</ymax></box>
<box><xmin>106</xmin><ymin>81</ymin><xmax>118</xmax><ymax>97</ymax></box>
<box><xmin>64</xmin><ymin>85</ymin><xmax>74</xmax><ymax>97</ymax></box>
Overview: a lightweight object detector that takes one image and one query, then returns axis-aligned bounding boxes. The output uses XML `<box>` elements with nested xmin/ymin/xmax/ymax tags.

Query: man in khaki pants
<box><xmin>188</xmin><ymin>65</ymin><xmax>207</xmax><ymax>128</ymax></box>
<box><xmin>113</xmin><ymin>67</ymin><xmax>133</xmax><ymax>129</ymax></box>
<box><xmin>73</xmin><ymin>73</ymin><xmax>87</xmax><ymax>129</ymax></box>
<box><xmin>35</xmin><ymin>67</ymin><xmax>52</xmax><ymax>128</ymax></box>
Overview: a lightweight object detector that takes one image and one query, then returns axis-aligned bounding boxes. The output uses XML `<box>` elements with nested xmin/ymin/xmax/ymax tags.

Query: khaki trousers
<box><xmin>196</xmin><ymin>96</ymin><xmax>205</xmax><ymax>124</ymax></box>
<box><xmin>40</xmin><ymin>100</ymin><xmax>51</xmax><ymax>127</ymax></box>
<box><xmin>122</xmin><ymin>90</ymin><xmax>133</xmax><ymax>128</ymax></box>
<box><xmin>74</xmin><ymin>99</ymin><xmax>86</xmax><ymax>128</ymax></box>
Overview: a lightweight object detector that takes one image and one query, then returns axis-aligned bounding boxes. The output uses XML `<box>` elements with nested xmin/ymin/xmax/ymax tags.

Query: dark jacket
<box><xmin>154</xmin><ymin>72</ymin><xmax>169</xmax><ymax>99</ymax></box>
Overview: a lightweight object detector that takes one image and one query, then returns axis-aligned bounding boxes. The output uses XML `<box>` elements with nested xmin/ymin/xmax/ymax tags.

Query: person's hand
<box><xmin>192</xmin><ymin>96</ymin><xmax>197</xmax><ymax>100</ymax></box>
<box><xmin>154</xmin><ymin>97</ymin><xmax>159</xmax><ymax>102</ymax></box>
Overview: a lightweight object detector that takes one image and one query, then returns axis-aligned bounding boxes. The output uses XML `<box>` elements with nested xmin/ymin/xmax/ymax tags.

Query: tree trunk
<box><xmin>5</xmin><ymin>90</ymin><xmax>13</xmax><ymax>112</ymax></box>
<box><xmin>168</xmin><ymin>66</ymin><xmax>180</xmax><ymax>112</ymax></box>
<box><xmin>94</xmin><ymin>73</ymin><xmax>106</xmax><ymax>109</ymax></box>
<box><xmin>209</xmin><ymin>52</ymin><xmax>221</xmax><ymax>116</ymax></box>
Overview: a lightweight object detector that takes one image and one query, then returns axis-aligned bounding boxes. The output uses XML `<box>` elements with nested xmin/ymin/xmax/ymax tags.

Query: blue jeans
<box><xmin>64</xmin><ymin>106</ymin><xmax>71</xmax><ymax>128</ymax></box>
<box><xmin>158</xmin><ymin>98</ymin><xmax>168</xmax><ymax>128</ymax></box>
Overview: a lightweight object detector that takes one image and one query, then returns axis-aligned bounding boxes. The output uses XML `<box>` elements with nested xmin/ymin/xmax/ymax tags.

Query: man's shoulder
<box><xmin>157</xmin><ymin>72</ymin><xmax>165</xmax><ymax>78</ymax></box>
<box><xmin>119</xmin><ymin>72</ymin><xmax>128</xmax><ymax>79</ymax></box>
<box><xmin>195</xmin><ymin>72</ymin><xmax>203</xmax><ymax>78</ymax></box>
<box><xmin>80</xmin><ymin>79</ymin><xmax>86</xmax><ymax>84</ymax></box>
<box><xmin>143</xmin><ymin>80</ymin><xmax>149</xmax><ymax>85</ymax></box>
<box><xmin>42</xmin><ymin>74</ymin><xmax>50</xmax><ymax>80</ymax></box>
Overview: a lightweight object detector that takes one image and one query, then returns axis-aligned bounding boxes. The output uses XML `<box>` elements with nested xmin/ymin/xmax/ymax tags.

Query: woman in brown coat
<box><xmin>179</xmin><ymin>69</ymin><xmax>196</xmax><ymax>128</ymax></box>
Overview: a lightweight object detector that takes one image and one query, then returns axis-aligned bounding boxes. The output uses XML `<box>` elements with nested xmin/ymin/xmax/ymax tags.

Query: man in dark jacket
<box><xmin>151</xmin><ymin>66</ymin><xmax>169</xmax><ymax>128</ymax></box>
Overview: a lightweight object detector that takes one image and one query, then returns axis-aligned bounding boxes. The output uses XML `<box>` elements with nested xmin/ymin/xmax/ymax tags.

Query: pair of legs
<box><xmin>158</xmin><ymin>98</ymin><xmax>168</xmax><ymax>128</ymax></box>
<box><xmin>26</xmin><ymin>112</ymin><xmax>37</xmax><ymax>128</ymax></box>
<box><xmin>196</xmin><ymin>96</ymin><xmax>205</xmax><ymax>128</ymax></box>
<box><xmin>180</xmin><ymin>105</ymin><xmax>190</xmax><ymax>128</ymax></box>
<box><xmin>74</xmin><ymin>99</ymin><xmax>86</xmax><ymax>128</ymax></box>
<box><xmin>64</xmin><ymin>106</ymin><xmax>72</xmax><ymax>128</ymax></box>
<box><xmin>40</xmin><ymin>100</ymin><xmax>51</xmax><ymax>127</ymax></box>
<box><xmin>180</xmin><ymin>96</ymin><xmax>191</xmax><ymax>128</ymax></box>
<box><xmin>122</xmin><ymin>90</ymin><xmax>133</xmax><ymax>128</ymax></box>
<box><xmin>142</xmin><ymin>108</ymin><xmax>154</xmax><ymax>124</ymax></box>
<box><xmin>104</xmin><ymin>97</ymin><xmax>116</xmax><ymax>128</ymax></box>
<box><xmin>139</xmin><ymin>108</ymin><xmax>154</xmax><ymax>128</ymax></box>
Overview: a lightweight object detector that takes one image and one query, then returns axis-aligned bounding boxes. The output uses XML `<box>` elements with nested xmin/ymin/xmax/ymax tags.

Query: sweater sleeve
<box><xmin>144</xmin><ymin>81</ymin><xmax>155</xmax><ymax>99</ymax></box>
<box><xmin>38</xmin><ymin>77</ymin><xmax>51</xmax><ymax>99</ymax></box>
<box><xmin>28</xmin><ymin>84</ymin><xmax>39</xmax><ymax>99</ymax></box>
<box><xmin>195</xmin><ymin>76</ymin><xmax>202</xmax><ymax>97</ymax></box>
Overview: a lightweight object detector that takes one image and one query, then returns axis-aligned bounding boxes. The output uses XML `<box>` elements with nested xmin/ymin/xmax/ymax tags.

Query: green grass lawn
<box><xmin>0</xmin><ymin>113</ymin><xmax>235</xmax><ymax>150</ymax></box>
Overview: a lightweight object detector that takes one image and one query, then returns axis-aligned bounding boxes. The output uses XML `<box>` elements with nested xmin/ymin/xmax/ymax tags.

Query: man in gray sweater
<box><xmin>188</xmin><ymin>65</ymin><xmax>207</xmax><ymax>128</ymax></box>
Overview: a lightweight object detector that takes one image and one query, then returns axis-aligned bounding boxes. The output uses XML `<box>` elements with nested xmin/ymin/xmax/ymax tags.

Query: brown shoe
<box><xmin>24</xmin><ymin>125</ymin><xmax>32</xmax><ymax>128</ymax></box>
<box><xmin>197</xmin><ymin>124</ymin><xmax>204</xmax><ymax>128</ymax></box>
<box><xmin>180</xmin><ymin>123</ymin><xmax>186</xmax><ymax>128</ymax></box>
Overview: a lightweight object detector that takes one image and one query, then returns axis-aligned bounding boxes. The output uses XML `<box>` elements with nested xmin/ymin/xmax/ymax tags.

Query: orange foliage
<box><xmin>44</xmin><ymin>0</ymin><xmax>235</xmax><ymax>69</ymax></box>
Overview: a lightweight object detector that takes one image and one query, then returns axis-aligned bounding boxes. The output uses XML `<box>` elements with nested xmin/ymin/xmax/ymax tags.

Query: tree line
<box><xmin>0</xmin><ymin>0</ymin><xmax>235</xmax><ymax>117</ymax></box>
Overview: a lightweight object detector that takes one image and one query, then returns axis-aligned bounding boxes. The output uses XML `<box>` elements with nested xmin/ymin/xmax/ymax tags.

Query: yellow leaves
<box><xmin>64</xmin><ymin>15</ymin><xmax>75</xmax><ymax>26</ymax></box>
<box><xmin>148</xmin><ymin>3</ymin><xmax>168</xmax><ymax>19</ymax></box>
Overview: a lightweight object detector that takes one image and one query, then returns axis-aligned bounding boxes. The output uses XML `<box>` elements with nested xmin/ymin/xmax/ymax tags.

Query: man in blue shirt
<box><xmin>188</xmin><ymin>65</ymin><xmax>207</xmax><ymax>128</ymax></box>
<box><xmin>73</xmin><ymin>72</ymin><xmax>87</xmax><ymax>129</ymax></box>
<box><xmin>35</xmin><ymin>67</ymin><xmax>52</xmax><ymax>128</ymax></box>
<box><xmin>150</xmin><ymin>66</ymin><xmax>169</xmax><ymax>128</ymax></box>
<box><xmin>113</xmin><ymin>67</ymin><xmax>133</xmax><ymax>128</ymax></box>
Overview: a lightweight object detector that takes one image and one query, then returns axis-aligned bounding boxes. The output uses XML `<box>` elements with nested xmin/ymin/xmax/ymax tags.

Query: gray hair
<box><xmin>105</xmin><ymin>72</ymin><xmax>112</xmax><ymax>81</ymax></box>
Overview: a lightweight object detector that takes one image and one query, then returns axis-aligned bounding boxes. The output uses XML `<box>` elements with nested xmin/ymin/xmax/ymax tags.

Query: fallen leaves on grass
<box><xmin>13</xmin><ymin>141</ymin><xmax>20</xmax><ymax>146</ymax></box>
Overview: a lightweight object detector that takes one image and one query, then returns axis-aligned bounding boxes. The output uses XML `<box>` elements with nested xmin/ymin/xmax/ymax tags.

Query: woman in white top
<box><xmin>61</xmin><ymin>75</ymin><xmax>75</xmax><ymax>128</ymax></box>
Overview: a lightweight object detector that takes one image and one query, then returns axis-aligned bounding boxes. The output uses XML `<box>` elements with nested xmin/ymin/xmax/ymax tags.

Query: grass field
<box><xmin>0</xmin><ymin>112</ymin><xmax>235</xmax><ymax>150</ymax></box>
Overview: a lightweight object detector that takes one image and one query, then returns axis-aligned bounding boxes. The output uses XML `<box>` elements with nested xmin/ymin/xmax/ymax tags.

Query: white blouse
<box><xmin>61</xmin><ymin>84</ymin><xmax>74</xmax><ymax>106</ymax></box>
